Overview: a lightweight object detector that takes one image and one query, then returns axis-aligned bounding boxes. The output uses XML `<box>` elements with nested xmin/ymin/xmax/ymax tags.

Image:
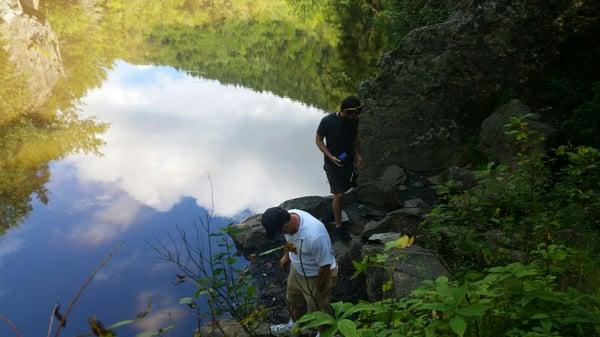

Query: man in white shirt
<box><xmin>262</xmin><ymin>206</ymin><xmax>338</xmax><ymax>335</ymax></box>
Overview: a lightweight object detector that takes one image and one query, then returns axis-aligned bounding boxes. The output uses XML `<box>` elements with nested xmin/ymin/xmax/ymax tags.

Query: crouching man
<box><xmin>261</xmin><ymin>206</ymin><xmax>338</xmax><ymax>336</ymax></box>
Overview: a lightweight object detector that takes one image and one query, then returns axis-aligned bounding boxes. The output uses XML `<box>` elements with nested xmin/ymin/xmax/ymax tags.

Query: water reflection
<box><xmin>1</xmin><ymin>1</ymin><xmax>388</xmax><ymax>335</ymax></box>
<box><xmin>0</xmin><ymin>46</ymin><xmax>107</xmax><ymax>235</ymax></box>
<box><xmin>0</xmin><ymin>162</ymin><xmax>225</xmax><ymax>336</ymax></box>
<box><xmin>69</xmin><ymin>61</ymin><xmax>329</xmax><ymax>218</ymax></box>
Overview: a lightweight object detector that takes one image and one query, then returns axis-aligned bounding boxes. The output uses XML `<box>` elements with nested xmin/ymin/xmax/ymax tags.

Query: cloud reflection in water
<box><xmin>68</xmin><ymin>61</ymin><xmax>329</xmax><ymax>218</ymax></box>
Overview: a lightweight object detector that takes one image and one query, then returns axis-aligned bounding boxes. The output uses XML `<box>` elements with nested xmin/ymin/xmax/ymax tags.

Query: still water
<box><xmin>0</xmin><ymin>1</ymin><xmax>385</xmax><ymax>335</ymax></box>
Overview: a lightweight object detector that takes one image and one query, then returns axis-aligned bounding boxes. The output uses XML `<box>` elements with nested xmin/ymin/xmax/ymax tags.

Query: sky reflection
<box><xmin>69</xmin><ymin>61</ymin><xmax>329</xmax><ymax>217</ymax></box>
<box><xmin>0</xmin><ymin>61</ymin><xmax>330</xmax><ymax>336</ymax></box>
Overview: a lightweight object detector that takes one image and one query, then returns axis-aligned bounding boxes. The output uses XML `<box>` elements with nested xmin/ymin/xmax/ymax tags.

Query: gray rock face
<box><xmin>361</xmin><ymin>209</ymin><xmax>419</xmax><ymax>239</ymax></box>
<box><xmin>358</xmin><ymin>0</ymin><xmax>573</xmax><ymax>179</ymax></box>
<box><xmin>229</xmin><ymin>214</ymin><xmax>283</xmax><ymax>254</ymax></box>
<box><xmin>368</xmin><ymin>232</ymin><xmax>402</xmax><ymax>244</ymax></box>
<box><xmin>352</xmin><ymin>181</ymin><xmax>399</xmax><ymax>209</ymax></box>
<box><xmin>362</xmin><ymin>245</ymin><xmax>449</xmax><ymax>301</ymax></box>
<box><xmin>19</xmin><ymin>0</ymin><xmax>38</xmax><ymax>11</ymax></box>
<box><xmin>333</xmin><ymin>234</ymin><xmax>362</xmax><ymax>266</ymax></box>
<box><xmin>279</xmin><ymin>195</ymin><xmax>332</xmax><ymax>223</ymax></box>
<box><xmin>380</xmin><ymin>165</ymin><xmax>407</xmax><ymax>191</ymax></box>
<box><xmin>0</xmin><ymin>0</ymin><xmax>64</xmax><ymax>109</ymax></box>
<box><xmin>404</xmin><ymin>198</ymin><xmax>425</xmax><ymax>209</ymax></box>
<box><xmin>479</xmin><ymin>99</ymin><xmax>555</xmax><ymax>163</ymax></box>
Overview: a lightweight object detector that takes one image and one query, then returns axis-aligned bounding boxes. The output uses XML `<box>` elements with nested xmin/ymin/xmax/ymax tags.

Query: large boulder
<box><xmin>479</xmin><ymin>99</ymin><xmax>555</xmax><ymax>163</ymax></box>
<box><xmin>279</xmin><ymin>195</ymin><xmax>332</xmax><ymax>223</ymax></box>
<box><xmin>362</xmin><ymin>245</ymin><xmax>449</xmax><ymax>301</ymax></box>
<box><xmin>361</xmin><ymin>208</ymin><xmax>423</xmax><ymax>239</ymax></box>
<box><xmin>351</xmin><ymin>165</ymin><xmax>408</xmax><ymax>209</ymax></box>
<box><xmin>332</xmin><ymin>235</ymin><xmax>366</xmax><ymax>302</ymax></box>
<box><xmin>229</xmin><ymin>214</ymin><xmax>283</xmax><ymax>255</ymax></box>
<box><xmin>0</xmin><ymin>0</ymin><xmax>64</xmax><ymax>109</ymax></box>
<box><xmin>358</xmin><ymin>0</ymin><xmax>591</xmax><ymax>179</ymax></box>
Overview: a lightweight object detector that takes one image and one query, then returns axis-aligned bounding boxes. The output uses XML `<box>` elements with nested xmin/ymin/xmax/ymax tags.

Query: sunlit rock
<box><xmin>0</xmin><ymin>0</ymin><xmax>64</xmax><ymax>109</ymax></box>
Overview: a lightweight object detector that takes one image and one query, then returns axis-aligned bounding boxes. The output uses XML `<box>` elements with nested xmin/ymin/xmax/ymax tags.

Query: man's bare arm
<box><xmin>316</xmin><ymin>134</ymin><xmax>342</xmax><ymax>167</ymax></box>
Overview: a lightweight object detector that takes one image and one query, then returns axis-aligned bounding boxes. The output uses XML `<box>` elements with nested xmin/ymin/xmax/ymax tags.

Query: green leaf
<box><xmin>449</xmin><ymin>316</ymin><xmax>466</xmax><ymax>337</ymax></box>
<box><xmin>297</xmin><ymin>312</ymin><xmax>335</xmax><ymax>330</ymax></box>
<box><xmin>336</xmin><ymin>319</ymin><xmax>358</xmax><ymax>337</ymax></box>
<box><xmin>179</xmin><ymin>297</ymin><xmax>194</xmax><ymax>305</ymax></box>
<box><xmin>321</xmin><ymin>324</ymin><xmax>338</xmax><ymax>337</ymax></box>
<box><xmin>106</xmin><ymin>319</ymin><xmax>134</xmax><ymax>330</ymax></box>
<box><xmin>457</xmin><ymin>304</ymin><xmax>490</xmax><ymax>316</ymax></box>
<box><xmin>541</xmin><ymin>319</ymin><xmax>552</xmax><ymax>332</ymax></box>
<box><xmin>531</xmin><ymin>313</ymin><xmax>550</xmax><ymax>320</ymax></box>
<box><xmin>339</xmin><ymin>303</ymin><xmax>378</xmax><ymax>318</ymax></box>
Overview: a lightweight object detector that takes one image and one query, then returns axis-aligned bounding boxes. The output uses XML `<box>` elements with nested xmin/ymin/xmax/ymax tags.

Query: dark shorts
<box><xmin>324</xmin><ymin>163</ymin><xmax>354</xmax><ymax>194</ymax></box>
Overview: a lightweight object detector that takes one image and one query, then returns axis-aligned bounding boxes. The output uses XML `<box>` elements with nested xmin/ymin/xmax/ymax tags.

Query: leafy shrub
<box><xmin>425</xmin><ymin>115</ymin><xmax>600</xmax><ymax>289</ymax></box>
<box><xmin>153</xmin><ymin>212</ymin><xmax>266</xmax><ymax>336</ymax></box>
<box><xmin>296</xmin><ymin>244</ymin><xmax>600</xmax><ymax>337</ymax></box>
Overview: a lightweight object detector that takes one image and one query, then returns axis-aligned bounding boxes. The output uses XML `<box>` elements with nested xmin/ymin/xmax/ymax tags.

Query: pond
<box><xmin>0</xmin><ymin>1</ymin><xmax>387</xmax><ymax>336</ymax></box>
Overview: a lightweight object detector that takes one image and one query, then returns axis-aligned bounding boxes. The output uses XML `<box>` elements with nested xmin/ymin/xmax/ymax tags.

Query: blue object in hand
<box><xmin>338</xmin><ymin>152</ymin><xmax>347</xmax><ymax>161</ymax></box>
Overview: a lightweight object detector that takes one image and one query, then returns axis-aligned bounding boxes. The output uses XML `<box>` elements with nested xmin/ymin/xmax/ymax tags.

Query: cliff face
<box><xmin>0</xmin><ymin>0</ymin><xmax>64</xmax><ymax>109</ymax></box>
<box><xmin>358</xmin><ymin>0</ymin><xmax>599</xmax><ymax>179</ymax></box>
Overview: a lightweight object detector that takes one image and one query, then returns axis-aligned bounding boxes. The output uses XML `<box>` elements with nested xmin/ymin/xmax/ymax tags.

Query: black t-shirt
<box><xmin>316</xmin><ymin>112</ymin><xmax>358</xmax><ymax>166</ymax></box>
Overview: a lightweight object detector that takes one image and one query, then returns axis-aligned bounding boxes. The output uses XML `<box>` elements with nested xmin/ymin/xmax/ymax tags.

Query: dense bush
<box><xmin>298</xmin><ymin>244</ymin><xmax>600</xmax><ymax>337</ymax></box>
<box><xmin>297</xmin><ymin>114</ymin><xmax>600</xmax><ymax>336</ymax></box>
<box><xmin>425</xmin><ymin>116</ymin><xmax>600</xmax><ymax>292</ymax></box>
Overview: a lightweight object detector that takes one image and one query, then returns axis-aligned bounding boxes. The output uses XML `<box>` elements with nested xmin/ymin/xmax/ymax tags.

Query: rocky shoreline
<box><xmin>229</xmin><ymin>165</ymin><xmax>456</xmax><ymax>326</ymax></box>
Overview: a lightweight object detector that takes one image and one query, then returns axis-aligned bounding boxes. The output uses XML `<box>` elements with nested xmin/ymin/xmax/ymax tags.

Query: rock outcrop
<box><xmin>358</xmin><ymin>0</ymin><xmax>596</xmax><ymax>179</ymax></box>
<box><xmin>362</xmin><ymin>245</ymin><xmax>449</xmax><ymax>301</ymax></box>
<box><xmin>0</xmin><ymin>0</ymin><xmax>64</xmax><ymax>109</ymax></box>
<box><xmin>479</xmin><ymin>99</ymin><xmax>555</xmax><ymax>164</ymax></box>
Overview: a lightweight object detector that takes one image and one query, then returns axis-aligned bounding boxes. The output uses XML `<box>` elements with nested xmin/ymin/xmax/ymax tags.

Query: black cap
<box><xmin>261</xmin><ymin>207</ymin><xmax>291</xmax><ymax>240</ymax></box>
<box><xmin>340</xmin><ymin>96</ymin><xmax>362</xmax><ymax>112</ymax></box>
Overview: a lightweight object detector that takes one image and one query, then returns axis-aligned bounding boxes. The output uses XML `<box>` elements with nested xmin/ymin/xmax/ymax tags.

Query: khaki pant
<box><xmin>286</xmin><ymin>266</ymin><xmax>338</xmax><ymax>321</ymax></box>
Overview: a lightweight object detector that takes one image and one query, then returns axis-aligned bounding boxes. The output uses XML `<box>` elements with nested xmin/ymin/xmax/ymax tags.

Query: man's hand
<box><xmin>279</xmin><ymin>254</ymin><xmax>290</xmax><ymax>269</ymax></box>
<box><xmin>328</xmin><ymin>155</ymin><xmax>344</xmax><ymax>167</ymax></box>
<box><xmin>355</xmin><ymin>154</ymin><xmax>365</xmax><ymax>169</ymax></box>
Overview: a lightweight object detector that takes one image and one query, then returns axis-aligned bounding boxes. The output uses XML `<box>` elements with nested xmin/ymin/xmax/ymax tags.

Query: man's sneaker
<box><xmin>270</xmin><ymin>319</ymin><xmax>293</xmax><ymax>336</ymax></box>
<box><xmin>336</xmin><ymin>227</ymin><xmax>352</xmax><ymax>243</ymax></box>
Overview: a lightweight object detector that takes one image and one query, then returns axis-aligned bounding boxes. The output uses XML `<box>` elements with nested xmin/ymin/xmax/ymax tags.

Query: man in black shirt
<box><xmin>315</xmin><ymin>96</ymin><xmax>364</xmax><ymax>243</ymax></box>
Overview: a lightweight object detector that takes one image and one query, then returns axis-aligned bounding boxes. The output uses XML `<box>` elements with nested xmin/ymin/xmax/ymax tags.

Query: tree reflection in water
<box><xmin>0</xmin><ymin>46</ymin><xmax>107</xmax><ymax>235</ymax></box>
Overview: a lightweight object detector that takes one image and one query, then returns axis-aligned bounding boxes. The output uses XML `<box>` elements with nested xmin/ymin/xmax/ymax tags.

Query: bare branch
<box><xmin>53</xmin><ymin>241</ymin><xmax>125</xmax><ymax>337</ymax></box>
<box><xmin>0</xmin><ymin>314</ymin><xmax>23</xmax><ymax>337</ymax></box>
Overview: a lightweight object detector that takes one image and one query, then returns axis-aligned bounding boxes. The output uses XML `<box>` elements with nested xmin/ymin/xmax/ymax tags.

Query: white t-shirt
<box><xmin>284</xmin><ymin>209</ymin><xmax>337</xmax><ymax>277</ymax></box>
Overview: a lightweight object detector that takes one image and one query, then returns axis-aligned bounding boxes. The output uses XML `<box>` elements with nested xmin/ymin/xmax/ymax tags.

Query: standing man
<box><xmin>315</xmin><ymin>96</ymin><xmax>364</xmax><ymax>243</ymax></box>
<box><xmin>261</xmin><ymin>206</ymin><xmax>337</xmax><ymax>336</ymax></box>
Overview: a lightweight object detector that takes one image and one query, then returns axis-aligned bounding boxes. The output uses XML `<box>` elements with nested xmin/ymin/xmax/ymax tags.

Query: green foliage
<box><xmin>297</xmin><ymin>248</ymin><xmax>600</xmax><ymax>337</ymax></box>
<box><xmin>154</xmin><ymin>219</ymin><xmax>267</xmax><ymax>336</ymax></box>
<box><xmin>43</xmin><ymin>0</ymin><xmax>387</xmax><ymax>111</ymax></box>
<box><xmin>0</xmin><ymin>41</ymin><xmax>107</xmax><ymax>234</ymax></box>
<box><xmin>296</xmin><ymin>112</ymin><xmax>600</xmax><ymax>337</ymax></box>
<box><xmin>368</xmin><ymin>0</ymin><xmax>450</xmax><ymax>47</ymax></box>
<box><xmin>425</xmin><ymin>115</ymin><xmax>600</xmax><ymax>288</ymax></box>
<box><xmin>0</xmin><ymin>44</ymin><xmax>31</xmax><ymax>127</ymax></box>
<box><xmin>192</xmin><ymin>226</ymin><xmax>262</xmax><ymax>330</ymax></box>
<box><xmin>562</xmin><ymin>82</ymin><xmax>600</xmax><ymax>147</ymax></box>
<box><xmin>542</xmin><ymin>45</ymin><xmax>600</xmax><ymax>148</ymax></box>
